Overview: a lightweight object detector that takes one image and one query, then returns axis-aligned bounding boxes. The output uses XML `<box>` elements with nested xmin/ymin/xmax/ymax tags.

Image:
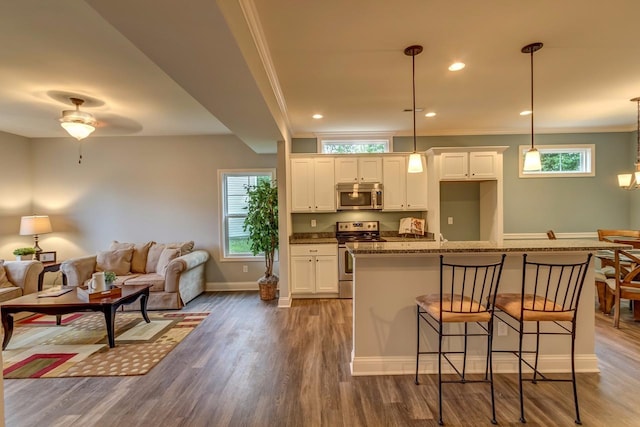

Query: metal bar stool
<box><xmin>415</xmin><ymin>254</ymin><xmax>506</xmax><ymax>425</ymax></box>
<box><xmin>494</xmin><ymin>253</ymin><xmax>592</xmax><ymax>424</ymax></box>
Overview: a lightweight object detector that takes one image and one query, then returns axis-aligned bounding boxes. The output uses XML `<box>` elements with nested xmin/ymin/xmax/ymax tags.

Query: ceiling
<box><xmin>2</xmin><ymin>1</ymin><xmax>640</xmax><ymax>154</ymax></box>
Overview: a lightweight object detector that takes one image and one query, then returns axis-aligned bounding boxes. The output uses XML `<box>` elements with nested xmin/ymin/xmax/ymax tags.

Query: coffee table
<box><xmin>1</xmin><ymin>284</ymin><xmax>152</xmax><ymax>350</ymax></box>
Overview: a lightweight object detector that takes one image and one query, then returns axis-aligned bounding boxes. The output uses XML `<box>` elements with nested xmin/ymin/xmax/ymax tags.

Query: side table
<box><xmin>38</xmin><ymin>261</ymin><xmax>65</xmax><ymax>291</ymax></box>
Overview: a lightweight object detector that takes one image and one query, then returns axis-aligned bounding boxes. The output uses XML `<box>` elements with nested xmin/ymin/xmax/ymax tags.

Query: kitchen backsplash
<box><xmin>291</xmin><ymin>211</ymin><xmax>427</xmax><ymax>233</ymax></box>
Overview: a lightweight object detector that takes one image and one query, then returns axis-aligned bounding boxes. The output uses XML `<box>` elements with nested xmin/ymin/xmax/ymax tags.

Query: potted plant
<box><xmin>13</xmin><ymin>247</ymin><xmax>36</xmax><ymax>261</ymax></box>
<box><xmin>243</xmin><ymin>179</ymin><xmax>279</xmax><ymax>301</ymax></box>
<box><xmin>104</xmin><ymin>271</ymin><xmax>117</xmax><ymax>288</ymax></box>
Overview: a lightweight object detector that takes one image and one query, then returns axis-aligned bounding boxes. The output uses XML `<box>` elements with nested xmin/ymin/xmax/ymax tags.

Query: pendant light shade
<box><xmin>522</xmin><ymin>42</ymin><xmax>543</xmax><ymax>172</ymax></box>
<box><xmin>618</xmin><ymin>97</ymin><xmax>640</xmax><ymax>190</ymax></box>
<box><xmin>405</xmin><ymin>45</ymin><xmax>423</xmax><ymax>174</ymax></box>
<box><xmin>60</xmin><ymin>97</ymin><xmax>96</xmax><ymax>140</ymax></box>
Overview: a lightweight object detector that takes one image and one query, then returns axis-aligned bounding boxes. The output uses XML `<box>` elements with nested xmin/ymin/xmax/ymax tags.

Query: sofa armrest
<box><xmin>3</xmin><ymin>260</ymin><xmax>44</xmax><ymax>295</ymax></box>
<box><xmin>164</xmin><ymin>250</ymin><xmax>210</xmax><ymax>293</ymax></box>
<box><xmin>61</xmin><ymin>255</ymin><xmax>97</xmax><ymax>287</ymax></box>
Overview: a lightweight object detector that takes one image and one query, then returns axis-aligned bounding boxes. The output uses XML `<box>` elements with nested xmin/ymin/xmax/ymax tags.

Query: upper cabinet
<box><xmin>382</xmin><ymin>156</ymin><xmax>428</xmax><ymax>211</ymax></box>
<box><xmin>440</xmin><ymin>151</ymin><xmax>498</xmax><ymax>181</ymax></box>
<box><xmin>291</xmin><ymin>158</ymin><xmax>336</xmax><ymax>212</ymax></box>
<box><xmin>335</xmin><ymin>157</ymin><xmax>383</xmax><ymax>183</ymax></box>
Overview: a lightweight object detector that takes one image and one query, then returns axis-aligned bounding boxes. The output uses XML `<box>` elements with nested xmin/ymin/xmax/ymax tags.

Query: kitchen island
<box><xmin>346</xmin><ymin>239</ymin><xmax>628</xmax><ymax>376</ymax></box>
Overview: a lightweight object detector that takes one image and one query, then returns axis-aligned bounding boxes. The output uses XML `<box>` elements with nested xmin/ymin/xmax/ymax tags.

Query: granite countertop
<box><xmin>289</xmin><ymin>233</ymin><xmax>337</xmax><ymax>244</ymax></box>
<box><xmin>346</xmin><ymin>239</ymin><xmax>631</xmax><ymax>255</ymax></box>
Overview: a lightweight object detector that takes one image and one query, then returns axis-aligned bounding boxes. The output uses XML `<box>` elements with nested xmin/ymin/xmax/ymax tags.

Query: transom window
<box><xmin>519</xmin><ymin>144</ymin><xmax>595</xmax><ymax>178</ymax></box>
<box><xmin>317</xmin><ymin>133</ymin><xmax>392</xmax><ymax>154</ymax></box>
<box><xmin>220</xmin><ymin>169</ymin><xmax>275</xmax><ymax>260</ymax></box>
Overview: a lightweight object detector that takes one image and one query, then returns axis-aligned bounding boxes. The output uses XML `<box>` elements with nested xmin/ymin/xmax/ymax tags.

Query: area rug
<box><xmin>2</xmin><ymin>311</ymin><xmax>209</xmax><ymax>379</ymax></box>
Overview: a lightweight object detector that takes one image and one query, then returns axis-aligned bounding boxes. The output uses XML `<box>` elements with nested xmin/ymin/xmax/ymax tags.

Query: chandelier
<box><xmin>618</xmin><ymin>97</ymin><xmax>640</xmax><ymax>190</ymax></box>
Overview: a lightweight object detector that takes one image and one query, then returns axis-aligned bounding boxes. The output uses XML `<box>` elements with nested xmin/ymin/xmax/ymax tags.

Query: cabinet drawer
<box><xmin>290</xmin><ymin>244</ymin><xmax>337</xmax><ymax>256</ymax></box>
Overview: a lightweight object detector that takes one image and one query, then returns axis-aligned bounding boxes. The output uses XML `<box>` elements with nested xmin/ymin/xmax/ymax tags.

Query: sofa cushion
<box><xmin>145</xmin><ymin>242</ymin><xmax>193</xmax><ymax>273</ymax></box>
<box><xmin>0</xmin><ymin>286</ymin><xmax>22</xmax><ymax>302</ymax></box>
<box><xmin>0</xmin><ymin>260</ymin><xmax>13</xmax><ymax>288</ymax></box>
<box><xmin>156</xmin><ymin>248</ymin><xmax>181</xmax><ymax>275</ymax></box>
<box><xmin>82</xmin><ymin>274</ymin><xmax>139</xmax><ymax>288</ymax></box>
<box><xmin>122</xmin><ymin>273</ymin><xmax>165</xmax><ymax>292</ymax></box>
<box><xmin>96</xmin><ymin>249</ymin><xmax>133</xmax><ymax>276</ymax></box>
<box><xmin>109</xmin><ymin>241</ymin><xmax>154</xmax><ymax>274</ymax></box>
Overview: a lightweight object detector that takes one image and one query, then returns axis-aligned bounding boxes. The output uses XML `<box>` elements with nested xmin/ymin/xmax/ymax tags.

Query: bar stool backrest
<box><xmin>440</xmin><ymin>254</ymin><xmax>506</xmax><ymax>314</ymax></box>
<box><xmin>520</xmin><ymin>254</ymin><xmax>592</xmax><ymax>316</ymax></box>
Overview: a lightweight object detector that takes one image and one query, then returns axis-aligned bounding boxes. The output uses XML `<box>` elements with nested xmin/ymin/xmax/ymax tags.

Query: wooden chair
<box><xmin>415</xmin><ymin>254</ymin><xmax>506</xmax><ymax>425</ymax></box>
<box><xmin>494</xmin><ymin>254</ymin><xmax>592</xmax><ymax>424</ymax></box>
<box><xmin>614</xmin><ymin>249</ymin><xmax>640</xmax><ymax>328</ymax></box>
<box><xmin>546</xmin><ymin>230</ymin><xmax>556</xmax><ymax>240</ymax></box>
<box><xmin>597</xmin><ymin>229</ymin><xmax>640</xmax><ymax>248</ymax></box>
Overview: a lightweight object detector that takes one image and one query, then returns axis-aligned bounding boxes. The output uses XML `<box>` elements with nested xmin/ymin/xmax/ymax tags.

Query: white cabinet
<box><xmin>290</xmin><ymin>244</ymin><xmax>338</xmax><ymax>294</ymax></box>
<box><xmin>291</xmin><ymin>158</ymin><xmax>335</xmax><ymax>212</ymax></box>
<box><xmin>382</xmin><ymin>156</ymin><xmax>427</xmax><ymax>211</ymax></box>
<box><xmin>440</xmin><ymin>151</ymin><xmax>498</xmax><ymax>180</ymax></box>
<box><xmin>335</xmin><ymin>157</ymin><xmax>383</xmax><ymax>183</ymax></box>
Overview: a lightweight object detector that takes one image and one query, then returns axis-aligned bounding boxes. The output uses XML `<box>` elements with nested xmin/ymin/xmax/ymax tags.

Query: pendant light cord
<box><xmin>530</xmin><ymin>48</ymin><xmax>535</xmax><ymax>150</ymax></box>
<box><xmin>636</xmin><ymin>99</ymin><xmax>640</xmax><ymax>165</ymax></box>
<box><xmin>412</xmin><ymin>52</ymin><xmax>417</xmax><ymax>153</ymax></box>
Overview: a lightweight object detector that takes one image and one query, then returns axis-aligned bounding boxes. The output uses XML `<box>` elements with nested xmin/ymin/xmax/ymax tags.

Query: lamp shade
<box><xmin>19</xmin><ymin>215</ymin><xmax>52</xmax><ymax>236</ymax></box>
<box><xmin>61</xmin><ymin>121</ymin><xmax>95</xmax><ymax>140</ymax></box>
<box><xmin>523</xmin><ymin>148</ymin><xmax>542</xmax><ymax>171</ymax></box>
<box><xmin>407</xmin><ymin>153</ymin><xmax>424</xmax><ymax>173</ymax></box>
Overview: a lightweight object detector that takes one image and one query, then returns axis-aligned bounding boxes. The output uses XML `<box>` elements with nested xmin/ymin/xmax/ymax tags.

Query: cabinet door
<box><xmin>359</xmin><ymin>157</ymin><xmax>383</xmax><ymax>182</ymax></box>
<box><xmin>315</xmin><ymin>255</ymin><xmax>338</xmax><ymax>293</ymax></box>
<box><xmin>440</xmin><ymin>152</ymin><xmax>469</xmax><ymax>180</ymax></box>
<box><xmin>469</xmin><ymin>152</ymin><xmax>498</xmax><ymax>180</ymax></box>
<box><xmin>291</xmin><ymin>159</ymin><xmax>314</xmax><ymax>211</ymax></box>
<box><xmin>382</xmin><ymin>157</ymin><xmax>406</xmax><ymax>210</ymax></box>
<box><xmin>406</xmin><ymin>155</ymin><xmax>428</xmax><ymax>210</ymax></box>
<box><xmin>334</xmin><ymin>158</ymin><xmax>359</xmax><ymax>183</ymax></box>
<box><xmin>290</xmin><ymin>256</ymin><xmax>315</xmax><ymax>293</ymax></box>
<box><xmin>313</xmin><ymin>158</ymin><xmax>336</xmax><ymax>211</ymax></box>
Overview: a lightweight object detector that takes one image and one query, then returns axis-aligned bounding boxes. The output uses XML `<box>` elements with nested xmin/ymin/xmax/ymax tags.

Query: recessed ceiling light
<box><xmin>520</xmin><ymin>110</ymin><xmax>532</xmax><ymax>116</ymax></box>
<box><xmin>448</xmin><ymin>62</ymin><xmax>465</xmax><ymax>71</ymax></box>
<box><xmin>312</xmin><ymin>114</ymin><xmax>323</xmax><ymax>119</ymax></box>
<box><xmin>425</xmin><ymin>112</ymin><xmax>436</xmax><ymax>118</ymax></box>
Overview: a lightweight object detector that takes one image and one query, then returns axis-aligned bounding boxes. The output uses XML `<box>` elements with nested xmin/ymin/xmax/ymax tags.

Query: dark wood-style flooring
<box><xmin>3</xmin><ymin>292</ymin><xmax>640</xmax><ymax>426</ymax></box>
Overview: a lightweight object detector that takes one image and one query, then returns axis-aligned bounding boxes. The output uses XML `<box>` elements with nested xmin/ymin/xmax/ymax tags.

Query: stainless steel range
<box><xmin>336</xmin><ymin>221</ymin><xmax>386</xmax><ymax>298</ymax></box>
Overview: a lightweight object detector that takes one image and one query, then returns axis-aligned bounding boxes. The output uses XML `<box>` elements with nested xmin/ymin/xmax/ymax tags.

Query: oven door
<box><xmin>338</xmin><ymin>245</ymin><xmax>353</xmax><ymax>280</ymax></box>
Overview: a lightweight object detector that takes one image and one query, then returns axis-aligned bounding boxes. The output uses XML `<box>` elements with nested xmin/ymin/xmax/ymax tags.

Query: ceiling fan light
<box><xmin>523</xmin><ymin>148</ymin><xmax>541</xmax><ymax>171</ymax></box>
<box><xmin>408</xmin><ymin>153</ymin><xmax>423</xmax><ymax>173</ymax></box>
<box><xmin>61</xmin><ymin>121</ymin><xmax>95</xmax><ymax>140</ymax></box>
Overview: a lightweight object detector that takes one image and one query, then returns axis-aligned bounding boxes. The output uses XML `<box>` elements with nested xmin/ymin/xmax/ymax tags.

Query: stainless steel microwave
<box><xmin>336</xmin><ymin>183</ymin><xmax>383</xmax><ymax>210</ymax></box>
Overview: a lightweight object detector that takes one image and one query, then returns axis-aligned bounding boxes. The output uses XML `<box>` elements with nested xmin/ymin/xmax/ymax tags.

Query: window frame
<box><xmin>316</xmin><ymin>132</ymin><xmax>394</xmax><ymax>154</ymax></box>
<box><xmin>518</xmin><ymin>144</ymin><xmax>595</xmax><ymax>178</ymax></box>
<box><xmin>219</xmin><ymin>169</ymin><xmax>276</xmax><ymax>262</ymax></box>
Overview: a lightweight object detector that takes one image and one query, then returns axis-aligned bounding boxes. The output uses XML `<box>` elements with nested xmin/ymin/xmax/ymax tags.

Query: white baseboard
<box><xmin>504</xmin><ymin>232</ymin><xmax>598</xmax><ymax>240</ymax></box>
<box><xmin>278</xmin><ymin>296</ymin><xmax>292</xmax><ymax>308</ymax></box>
<box><xmin>350</xmin><ymin>353</ymin><xmax>599</xmax><ymax>376</ymax></box>
<box><xmin>207</xmin><ymin>281</ymin><xmax>259</xmax><ymax>292</ymax></box>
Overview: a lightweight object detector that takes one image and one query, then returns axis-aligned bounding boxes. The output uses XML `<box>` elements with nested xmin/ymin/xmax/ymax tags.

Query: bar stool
<box><xmin>415</xmin><ymin>254</ymin><xmax>506</xmax><ymax>425</ymax></box>
<box><xmin>494</xmin><ymin>253</ymin><xmax>592</xmax><ymax>424</ymax></box>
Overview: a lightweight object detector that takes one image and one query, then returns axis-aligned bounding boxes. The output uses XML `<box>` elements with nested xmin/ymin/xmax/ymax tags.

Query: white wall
<box><xmin>1</xmin><ymin>134</ymin><xmax>277</xmax><ymax>284</ymax></box>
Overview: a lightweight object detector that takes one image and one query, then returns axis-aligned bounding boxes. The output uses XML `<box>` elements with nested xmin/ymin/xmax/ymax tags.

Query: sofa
<box><xmin>61</xmin><ymin>241</ymin><xmax>209</xmax><ymax>310</ymax></box>
<box><xmin>0</xmin><ymin>259</ymin><xmax>44</xmax><ymax>303</ymax></box>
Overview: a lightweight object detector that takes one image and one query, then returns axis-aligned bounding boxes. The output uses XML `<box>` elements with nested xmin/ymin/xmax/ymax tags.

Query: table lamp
<box><xmin>19</xmin><ymin>215</ymin><xmax>52</xmax><ymax>254</ymax></box>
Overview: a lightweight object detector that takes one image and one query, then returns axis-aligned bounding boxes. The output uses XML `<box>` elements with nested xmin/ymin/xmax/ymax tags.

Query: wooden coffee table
<box><xmin>1</xmin><ymin>284</ymin><xmax>152</xmax><ymax>350</ymax></box>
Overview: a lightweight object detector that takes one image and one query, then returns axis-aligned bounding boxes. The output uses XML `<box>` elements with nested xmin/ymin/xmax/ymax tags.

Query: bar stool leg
<box><xmin>462</xmin><ymin>322</ymin><xmax>468</xmax><ymax>381</ymax></box>
<box><xmin>415</xmin><ymin>305</ymin><xmax>420</xmax><ymax>385</ymax></box>
<box><xmin>532</xmin><ymin>321</ymin><xmax>541</xmax><ymax>384</ymax></box>
<box><xmin>571</xmin><ymin>327</ymin><xmax>582</xmax><ymax>425</ymax></box>
<box><xmin>518</xmin><ymin>319</ymin><xmax>526</xmax><ymax>424</ymax></box>
<box><xmin>438</xmin><ymin>322</ymin><xmax>444</xmax><ymax>426</ymax></box>
<box><xmin>488</xmin><ymin>318</ymin><xmax>497</xmax><ymax>424</ymax></box>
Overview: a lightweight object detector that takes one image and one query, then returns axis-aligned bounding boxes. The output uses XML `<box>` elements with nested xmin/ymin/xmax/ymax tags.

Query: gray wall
<box><xmin>440</xmin><ymin>181</ymin><xmax>480</xmax><ymax>241</ymax></box>
<box><xmin>293</xmin><ymin>132</ymin><xmax>640</xmax><ymax>234</ymax></box>
<box><xmin>0</xmin><ymin>134</ymin><xmax>277</xmax><ymax>284</ymax></box>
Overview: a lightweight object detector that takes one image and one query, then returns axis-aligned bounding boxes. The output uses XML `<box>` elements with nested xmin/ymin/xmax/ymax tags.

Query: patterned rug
<box><xmin>2</xmin><ymin>311</ymin><xmax>208</xmax><ymax>378</ymax></box>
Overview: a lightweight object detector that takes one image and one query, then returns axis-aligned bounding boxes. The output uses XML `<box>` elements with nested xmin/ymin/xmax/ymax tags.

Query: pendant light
<box><xmin>405</xmin><ymin>45</ymin><xmax>424</xmax><ymax>173</ymax></box>
<box><xmin>522</xmin><ymin>42</ymin><xmax>543</xmax><ymax>172</ymax></box>
<box><xmin>617</xmin><ymin>97</ymin><xmax>640</xmax><ymax>190</ymax></box>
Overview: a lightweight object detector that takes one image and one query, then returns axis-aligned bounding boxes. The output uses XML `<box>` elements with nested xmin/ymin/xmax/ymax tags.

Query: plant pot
<box><xmin>258</xmin><ymin>275</ymin><xmax>279</xmax><ymax>301</ymax></box>
<box><xmin>15</xmin><ymin>254</ymin><xmax>33</xmax><ymax>261</ymax></box>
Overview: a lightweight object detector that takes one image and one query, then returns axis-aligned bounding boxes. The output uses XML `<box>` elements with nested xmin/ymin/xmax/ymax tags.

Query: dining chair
<box><xmin>415</xmin><ymin>254</ymin><xmax>506</xmax><ymax>425</ymax></box>
<box><xmin>494</xmin><ymin>253</ymin><xmax>592</xmax><ymax>424</ymax></box>
<box><xmin>546</xmin><ymin>230</ymin><xmax>556</xmax><ymax>240</ymax></box>
<box><xmin>613</xmin><ymin>249</ymin><xmax>640</xmax><ymax>327</ymax></box>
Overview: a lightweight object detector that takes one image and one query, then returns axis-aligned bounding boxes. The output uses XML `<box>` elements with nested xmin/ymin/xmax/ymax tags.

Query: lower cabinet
<box><xmin>290</xmin><ymin>244</ymin><xmax>338</xmax><ymax>295</ymax></box>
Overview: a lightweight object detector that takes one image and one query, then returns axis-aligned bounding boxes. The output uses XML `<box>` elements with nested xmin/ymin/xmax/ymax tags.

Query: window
<box><xmin>220</xmin><ymin>169</ymin><xmax>275</xmax><ymax>260</ymax></box>
<box><xmin>317</xmin><ymin>133</ymin><xmax>392</xmax><ymax>154</ymax></box>
<box><xmin>519</xmin><ymin>144</ymin><xmax>595</xmax><ymax>178</ymax></box>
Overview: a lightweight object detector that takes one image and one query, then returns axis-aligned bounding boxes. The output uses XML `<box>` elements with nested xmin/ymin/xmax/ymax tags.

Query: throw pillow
<box><xmin>156</xmin><ymin>248</ymin><xmax>181</xmax><ymax>276</ymax></box>
<box><xmin>96</xmin><ymin>249</ymin><xmax>133</xmax><ymax>276</ymax></box>
<box><xmin>109</xmin><ymin>240</ymin><xmax>154</xmax><ymax>274</ymax></box>
<box><xmin>146</xmin><ymin>243</ymin><xmax>166</xmax><ymax>273</ymax></box>
<box><xmin>165</xmin><ymin>241</ymin><xmax>195</xmax><ymax>255</ymax></box>
<box><xmin>0</xmin><ymin>260</ymin><xmax>14</xmax><ymax>288</ymax></box>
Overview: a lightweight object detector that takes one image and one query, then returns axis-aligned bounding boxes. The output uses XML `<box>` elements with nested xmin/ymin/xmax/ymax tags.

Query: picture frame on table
<box><xmin>38</xmin><ymin>251</ymin><xmax>56</xmax><ymax>263</ymax></box>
